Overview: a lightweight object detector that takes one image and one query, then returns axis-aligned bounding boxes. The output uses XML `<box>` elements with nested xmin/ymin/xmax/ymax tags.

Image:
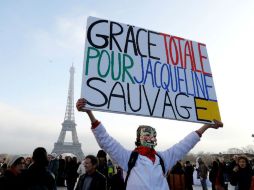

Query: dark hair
<box><xmin>97</xmin><ymin>150</ymin><xmax>106</xmax><ymax>158</ymax></box>
<box><xmin>32</xmin><ymin>147</ymin><xmax>49</xmax><ymax>167</ymax></box>
<box><xmin>12</xmin><ymin>157</ymin><xmax>24</xmax><ymax>167</ymax></box>
<box><xmin>238</xmin><ymin>155</ymin><xmax>248</xmax><ymax>162</ymax></box>
<box><xmin>212</xmin><ymin>160</ymin><xmax>219</xmax><ymax>169</ymax></box>
<box><xmin>85</xmin><ymin>155</ymin><xmax>98</xmax><ymax>166</ymax></box>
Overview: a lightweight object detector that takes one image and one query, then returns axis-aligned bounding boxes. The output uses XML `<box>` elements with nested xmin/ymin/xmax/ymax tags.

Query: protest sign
<box><xmin>81</xmin><ymin>16</ymin><xmax>221</xmax><ymax>124</ymax></box>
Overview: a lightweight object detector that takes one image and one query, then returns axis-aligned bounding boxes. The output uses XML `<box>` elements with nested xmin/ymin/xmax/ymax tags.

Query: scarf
<box><xmin>134</xmin><ymin>146</ymin><xmax>157</xmax><ymax>163</ymax></box>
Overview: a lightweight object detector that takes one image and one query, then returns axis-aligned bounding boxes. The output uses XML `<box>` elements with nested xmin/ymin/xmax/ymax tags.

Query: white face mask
<box><xmin>138</xmin><ymin>126</ymin><xmax>157</xmax><ymax>148</ymax></box>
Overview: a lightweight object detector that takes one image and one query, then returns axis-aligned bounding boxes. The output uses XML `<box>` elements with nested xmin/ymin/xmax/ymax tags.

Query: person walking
<box><xmin>197</xmin><ymin>157</ymin><xmax>208</xmax><ymax>190</ymax></box>
<box><xmin>184</xmin><ymin>160</ymin><xmax>194</xmax><ymax>190</ymax></box>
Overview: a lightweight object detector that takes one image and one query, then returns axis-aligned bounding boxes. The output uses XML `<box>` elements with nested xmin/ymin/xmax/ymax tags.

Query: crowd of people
<box><xmin>0</xmin><ymin>147</ymin><xmax>56</xmax><ymax>190</ymax></box>
<box><xmin>0</xmin><ymin>148</ymin><xmax>125</xmax><ymax>190</ymax></box>
<box><xmin>208</xmin><ymin>155</ymin><xmax>254</xmax><ymax>190</ymax></box>
<box><xmin>1</xmin><ymin>148</ymin><xmax>254</xmax><ymax>190</ymax></box>
<box><xmin>167</xmin><ymin>156</ymin><xmax>254</xmax><ymax>190</ymax></box>
<box><xmin>144</xmin><ymin>155</ymin><xmax>254</xmax><ymax>190</ymax></box>
<box><xmin>0</xmin><ymin>98</ymin><xmax>254</xmax><ymax>190</ymax></box>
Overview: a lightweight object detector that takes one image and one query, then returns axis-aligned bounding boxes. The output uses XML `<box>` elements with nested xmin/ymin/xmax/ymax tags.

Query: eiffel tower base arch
<box><xmin>52</xmin><ymin>142</ymin><xmax>84</xmax><ymax>161</ymax></box>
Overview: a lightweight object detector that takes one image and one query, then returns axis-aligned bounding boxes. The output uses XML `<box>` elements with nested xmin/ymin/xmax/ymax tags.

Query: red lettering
<box><xmin>198</xmin><ymin>43</ymin><xmax>211</xmax><ymax>75</ymax></box>
<box><xmin>160</xmin><ymin>33</ymin><xmax>170</xmax><ymax>64</ymax></box>
<box><xmin>190</xmin><ymin>41</ymin><xmax>197</xmax><ymax>72</ymax></box>
<box><xmin>169</xmin><ymin>37</ymin><xmax>179</xmax><ymax>65</ymax></box>
<box><xmin>174</xmin><ymin>36</ymin><xmax>184</xmax><ymax>68</ymax></box>
<box><xmin>183</xmin><ymin>41</ymin><xmax>195</xmax><ymax>71</ymax></box>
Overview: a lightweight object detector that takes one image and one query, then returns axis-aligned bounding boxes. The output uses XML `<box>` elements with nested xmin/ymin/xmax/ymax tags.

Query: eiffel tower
<box><xmin>52</xmin><ymin>65</ymin><xmax>84</xmax><ymax>161</ymax></box>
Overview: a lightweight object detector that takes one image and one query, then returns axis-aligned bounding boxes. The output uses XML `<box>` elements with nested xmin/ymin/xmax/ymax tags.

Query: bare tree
<box><xmin>242</xmin><ymin>145</ymin><xmax>254</xmax><ymax>154</ymax></box>
<box><xmin>227</xmin><ymin>148</ymin><xmax>244</xmax><ymax>154</ymax></box>
<box><xmin>183</xmin><ymin>153</ymin><xmax>196</xmax><ymax>164</ymax></box>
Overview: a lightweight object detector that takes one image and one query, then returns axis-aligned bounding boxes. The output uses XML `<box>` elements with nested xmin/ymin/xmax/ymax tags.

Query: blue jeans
<box><xmin>200</xmin><ymin>178</ymin><xmax>208</xmax><ymax>190</ymax></box>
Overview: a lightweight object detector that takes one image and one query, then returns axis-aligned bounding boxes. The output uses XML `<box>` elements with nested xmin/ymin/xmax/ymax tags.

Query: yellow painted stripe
<box><xmin>195</xmin><ymin>98</ymin><xmax>221</xmax><ymax>122</ymax></box>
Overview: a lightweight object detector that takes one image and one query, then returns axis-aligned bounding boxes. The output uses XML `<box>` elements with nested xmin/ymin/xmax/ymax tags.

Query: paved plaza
<box><xmin>57</xmin><ymin>170</ymin><xmax>235</xmax><ymax>190</ymax></box>
<box><xmin>57</xmin><ymin>184</ymin><xmax>235</xmax><ymax>190</ymax></box>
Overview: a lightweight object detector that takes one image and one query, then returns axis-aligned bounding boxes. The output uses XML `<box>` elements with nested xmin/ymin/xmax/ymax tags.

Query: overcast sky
<box><xmin>1</xmin><ymin>0</ymin><xmax>254</xmax><ymax>156</ymax></box>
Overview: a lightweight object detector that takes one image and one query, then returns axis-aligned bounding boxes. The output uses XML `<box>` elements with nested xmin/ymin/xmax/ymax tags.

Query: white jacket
<box><xmin>92</xmin><ymin>123</ymin><xmax>200</xmax><ymax>190</ymax></box>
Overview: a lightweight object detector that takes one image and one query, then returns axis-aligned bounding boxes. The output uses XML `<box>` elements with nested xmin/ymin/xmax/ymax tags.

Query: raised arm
<box><xmin>76</xmin><ymin>98</ymin><xmax>131</xmax><ymax>171</ymax></box>
<box><xmin>76</xmin><ymin>98</ymin><xmax>97</xmax><ymax>123</ymax></box>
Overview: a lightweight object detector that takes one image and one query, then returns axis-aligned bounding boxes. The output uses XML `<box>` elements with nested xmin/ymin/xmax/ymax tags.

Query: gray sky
<box><xmin>1</xmin><ymin>0</ymin><xmax>254</xmax><ymax>156</ymax></box>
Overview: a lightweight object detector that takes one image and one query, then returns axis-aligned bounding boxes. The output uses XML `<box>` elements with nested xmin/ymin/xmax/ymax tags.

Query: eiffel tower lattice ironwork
<box><xmin>52</xmin><ymin>65</ymin><xmax>84</xmax><ymax>160</ymax></box>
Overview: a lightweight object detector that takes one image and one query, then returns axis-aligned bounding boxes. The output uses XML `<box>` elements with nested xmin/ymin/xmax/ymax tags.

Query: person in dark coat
<box><xmin>209</xmin><ymin>160</ymin><xmax>218</xmax><ymax>190</ymax></box>
<box><xmin>0</xmin><ymin>155</ymin><xmax>26</xmax><ymax>190</ymax></box>
<box><xmin>184</xmin><ymin>161</ymin><xmax>194</xmax><ymax>190</ymax></box>
<box><xmin>75</xmin><ymin>155</ymin><xmax>107</xmax><ymax>190</ymax></box>
<box><xmin>48</xmin><ymin>153</ymin><xmax>59</xmax><ymax>181</ymax></box>
<box><xmin>65</xmin><ymin>156</ymin><xmax>79</xmax><ymax>190</ymax></box>
<box><xmin>96</xmin><ymin>150</ymin><xmax>108</xmax><ymax>179</ymax></box>
<box><xmin>209</xmin><ymin>158</ymin><xmax>227</xmax><ymax>190</ymax></box>
<box><xmin>25</xmin><ymin>147</ymin><xmax>56</xmax><ymax>190</ymax></box>
<box><xmin>230</xmin><ymin>156</ymin><xmax>253</xmax><ymax>190</ymax></box>
<box><xmin>168</xmin><ymin>160</ymin><xmax>185</xmax><ymax>190</ymax></box>
<box><xmin>228</xmin><ymin>155</ymin><xmax>238</xmax><ymax>184</ymax></box>
<box><xmin>110</xmin><ymin>166</ymin><xmax>124</xmax><ymax>190</ymax></box>
<box><xmin>57</xmin><ymin>155</ymin><xmax>65</xmax><ymax>186</ymax></box>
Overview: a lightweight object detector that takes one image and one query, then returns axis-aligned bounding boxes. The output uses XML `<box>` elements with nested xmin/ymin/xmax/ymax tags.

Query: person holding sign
<box><xmin>76</xmin><ymin>98</ymin><xmax>223</xmax><ymax>190</ymax></box>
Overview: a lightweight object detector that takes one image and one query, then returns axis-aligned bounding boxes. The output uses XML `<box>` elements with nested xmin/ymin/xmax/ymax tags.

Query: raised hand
<box><xmin>76</xmin><ymin>98</ymin><xmax>89</xmax><ymax>112</ymax></box>
<box><xmin>205</xmin><ymin>119</ymin><xmax>223</xmax><ymax>129</ymax></box>
<box><xmin>196</xmin><ymin>119</ymin><xmax>223</xmax><ymax>136</ymax></box>
<box><xmin>76</xmin><ymin>98</ymin><xmax>97</xmax><ymax>123</ymax></box>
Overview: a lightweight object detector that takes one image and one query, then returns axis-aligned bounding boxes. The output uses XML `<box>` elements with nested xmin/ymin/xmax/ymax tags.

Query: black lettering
<box><xmin>148</xmin><ymin>31</ymin><xmax>160</xmax><ymax>60</ymax></box>
<box><xmin>143</xmin><ymin>85</ymin><xmax>160</xmax><ymax>116</ymax></box>
<box><xmin>136</xmin><ymin>28</ymin><xmax>147</xmax><ymax>57</ymax></box>
<box><xmin>162</xmin><ymin>92</ymin><xmax>176</xmax><ymax>118</ymax></box>
<box><xmin>127</xmin><ymin>83</ymin><xmax>142</xmax><ymax>112</ymax></box>
<box><xmin>108</xmin><ymin>82</ymin><xmax>126</xmax><ymax>111</ymax></box>
<box><xmin>110</xmin><ymin>21</ymin><xmax>123</xmax><ymax>52</ymax></box>
<box><xmin>87</xmin><ymin>20</ymin><xmax>109</xmax><ymax>49</ymax></box>
<box><xmin>124</xmin><ymin>26</ymin><xmax>138</xmax><ymax>56</ymax></box>
<box><xmin>175</xmin><ymin>93</ymin><xmax>191</xmax><ymax>119</ymax></box>
<box><xmin>86</xmin><ymin>77</ymin><xmax>108</xmax><ymax>107</ymax></box>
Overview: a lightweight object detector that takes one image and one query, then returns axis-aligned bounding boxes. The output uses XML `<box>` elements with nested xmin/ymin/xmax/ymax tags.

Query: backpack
<box><xmin>124</xmin><ymin>151</ymin><xmax>165</xmax><ymax>189</ymax></box>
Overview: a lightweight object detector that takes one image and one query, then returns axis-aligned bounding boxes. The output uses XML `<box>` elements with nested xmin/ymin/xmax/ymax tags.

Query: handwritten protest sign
<box><xmin>81</xmin><ymin>16</ymin><xmax>221</xmax><ymax>124</ymax></box>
